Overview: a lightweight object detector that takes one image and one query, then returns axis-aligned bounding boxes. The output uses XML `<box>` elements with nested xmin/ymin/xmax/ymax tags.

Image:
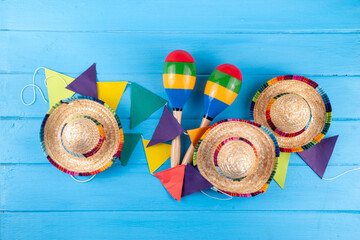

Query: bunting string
<box><xmin>20</xmin><ymin>67</ymin><xmax>69</xmax><ymax>105</ymax></box>
<box><xmin>20</xmin><ymin>67</ymin><xmax>47</xmax><ymax>105</ymax></box>
<box><xmin>201</xmin><ymin>189</ymin><xmax>233</xmax><ymax>201</ymax></box>
<box><xmin>322</xmin><ymin>167</ymin><xmax>360</xmax><ymax>180</ymax></box>
<box><xmin>21</xmin><ymin>66</ymin><xmax>345</xmax><ymax>197</ymax></box>
<box><xmin>70</xmin><ymin>174</ymin><xmax>96</xmax><ymax>183</ymax></box>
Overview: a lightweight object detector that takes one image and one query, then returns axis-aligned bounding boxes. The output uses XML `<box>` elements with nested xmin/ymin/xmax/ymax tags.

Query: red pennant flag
<box><xmin>154</xmin><ymin>165</ymin><xmax>185</xmax><ymax>201</ymax></box>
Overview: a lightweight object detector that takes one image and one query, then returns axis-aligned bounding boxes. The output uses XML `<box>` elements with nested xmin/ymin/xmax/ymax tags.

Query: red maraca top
<box><xmin>216</xmin><ymin>63</ymin><xmax>242</xmax><ymax>81</ymax></box>
<box><xmin>165</xmin><ymin>50</ymin><xmax>195</xmax><ymax>63</ymax></box>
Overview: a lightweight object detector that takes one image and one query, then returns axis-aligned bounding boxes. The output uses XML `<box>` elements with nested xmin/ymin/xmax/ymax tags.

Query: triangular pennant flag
<box><xmin>182</xmin><ymin>164</ymin><xmax>213</xmax><ymax>197</ymax></box>
<box><xmin>97</xmin><ymin>82</ymin><xmax>127</xmax><ymax>110</ymax></box>
<box><xmin>154</xmin><ymin>165</ymin><xmax>186</xmax><ymax>201</ymax></box>
<box><xmin>147</xmin><ymin>106</ymin><xmax>185</xmax><ymax>147</ymax></box>
<box><xmin>119</xmin><ymin>133</ymin><xmax>141</xmax><ymax>166</ymax></box>
<box><xmin>45</xmin><ymin>68</ymin><xmax>75</xmax><ymax>109</ymax></box>
<box><xmin>130</xmin><ymin>83</ymin><xmax>167</xmax><ymax>129</ymax></box>
<box><xmin>273</xmin><ymin>152</ymin><xmax>291</xmax><ymax>189</ymax></box>
<box><xmin>142</xmin><ymin>139</ymin><xmax>171</xmax><ymax>174</ymax></box>
<box><xmin>298</xmin><ymin>135</ymin><xmax>339</xmax><ymax>178</ymax></box>
<box><xmin>187</xmin><ymin>127</ymin><xmax>210</xmax><ymax>147</ymax></box>
<box><xmin>66</xmin><ymin>63</ymin><xmax>97</xmax><ymax>98</ymax></box>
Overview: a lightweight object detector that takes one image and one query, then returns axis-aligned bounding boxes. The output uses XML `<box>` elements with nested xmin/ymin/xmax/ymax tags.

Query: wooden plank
<box><xmin>0</xmin><ymin>119</ymin><xmax>356</xmax><ymax>165</ymax></box>
<box><xmin>1</xmin><ymin>211</ymin><xmax>359</xmax><ymax>240</ymax></box>
<box><xmin>4</xmin><ymin>74</ymin><xmax>360</xmax><ymax>118</ymax></box>
<box><xmin>1</xmin><ymin>33</ymin><xmax>359</xmax><ymax>75</ymax></box>
<box><xmin>1</xmin><ymin>164</ymin><xmax>359</xmax><ymax>211</ymax></box>
<box><xmin>1</xmin><ymin>0</ymin><xmax>360</xmax><ymax>32</ymax></box>
<box><xmin>1</xmin><ymin>1</ymin><xmax>359</xmax><ymax>239</ymax></box>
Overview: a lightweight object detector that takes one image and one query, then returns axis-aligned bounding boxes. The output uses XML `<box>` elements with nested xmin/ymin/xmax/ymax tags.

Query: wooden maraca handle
<box><xmin>181</xmin><ymin>117</ymin><xmax>212</xmax><ymax>165</ymax></box>
<box><xmin>171</xmin><ymin>110</ymin><xmax>183</xmax><ymax>167</ymax></box>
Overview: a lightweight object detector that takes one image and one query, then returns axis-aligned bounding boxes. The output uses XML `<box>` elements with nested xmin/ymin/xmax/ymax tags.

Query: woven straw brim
<box><xmin>40</xmin><ymin>96</ymin><xmax>124</xmax><ymax>176</ymax></box>
<box><xmin>250</xmin><ymin>75</ymin><xmax>332</xmax><ymax>152</ymax></box>
<box><xmin>194</xmin><ymin>119</ymin><xmax>279</xmax><ymax>197</ymax></box>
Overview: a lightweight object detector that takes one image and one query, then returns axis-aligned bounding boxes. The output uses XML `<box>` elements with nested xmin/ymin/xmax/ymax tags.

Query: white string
<box><xmin>322</xmin><ymin>167</ymin><xmax>360</xmax><ymax>180</ymax></box>
<box><xmin>20</xmin><ymin>67</ymin><xmax>47</xmax><ymax>105</ymax></box>
<box><xmin>184</xmin><ymin>132</ymin><xmax>189</xmax><ymax>136</ymax></box>
<box><xmin>20</xmin><ymin>67</ymin><xmax>69</xmax><ymax>106</ymax></box>
<box><xmin>44</xmin><ymin>74</ymin><xmax>68</xmax><ymax>87</ymax></box>
<box><xmin>20</xmin><ymin>84</ymin><xmax>48</xmax><ymax>105</ymax></box>
<box><xmin>201</xmin><ymin>189</ymin><xmax>233</xmax><ymax>200</ymax></box>
<box><xmin>70</xmin><ymin>174</ymin><xmax>96</xmax><ymax>183</ymax></box>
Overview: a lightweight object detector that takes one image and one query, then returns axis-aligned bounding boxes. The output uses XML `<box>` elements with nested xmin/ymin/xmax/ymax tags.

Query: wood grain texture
<box><xmin>1</xmin><ymin>164</ymin><xmax>360</xmax><ymax>211</ymax></box>
<box><xmin>1</xmin><ymin>0</ymin><xmax>359</xmax><ymax>239</ymax></box>
<box><xmin>2</xmin><ymin>212</ymin><xmax>360</xmax><ymax>240</ymax></box>
<box><xmin>1</xmin><ymin>0</ymin><xmax>360</xmax><ymax>32</ymax></box>
<box><xmin>1</xmin><ymin>32</ymin><xmax>359</xmax><ymax>75</ymax></box>
<box><xmin>3</xmin><ymin>75</ymin><xmax>360</xmax><ymax>118</ymax></box>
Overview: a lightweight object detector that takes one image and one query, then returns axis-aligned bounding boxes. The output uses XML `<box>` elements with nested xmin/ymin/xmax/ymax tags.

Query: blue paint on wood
<box><xmin>1</xmin><ymin>0</ymin><xmax>360</xmax><ymax>239</ymax></box>
<box><xmin>2</xmin><ymin>212</ymin><xmax>360</xmax><ymax>239</ymax></box>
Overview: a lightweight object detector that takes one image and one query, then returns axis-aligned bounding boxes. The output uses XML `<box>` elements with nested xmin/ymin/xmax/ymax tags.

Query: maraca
<box><xmin>181</xmin><ymin>63</ymin><xmax>242</xmax><ymax>165</ymax></box>
<box><xmin>163</xmin><ymin>50</ymin><xmax>196</xmax><ymax>167</ymax></box>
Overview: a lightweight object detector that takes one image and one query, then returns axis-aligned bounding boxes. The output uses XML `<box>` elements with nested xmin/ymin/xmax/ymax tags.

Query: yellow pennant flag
<box><xmin>273</xmin><ymin>152</ymin><xmax>291</xmax><ymax>189</ymax></box>
<box><xmin>187</xmin><ymin>127</ymin><xmax>210</xmax><ymax>147</ymax></box>
<box><xmin>45</xmin><ymin>68</ymin><xmax>75</xmax><ymax>109</ymax></box>
<box><xmin>142</xmin><ymin>139</ymin><xmax>171</xmax><ymax>174</ymax></box>
<box><xmin>97</xmin><ymin>82</ymin><xmax>128</xmax><ymax>111</ymax></box>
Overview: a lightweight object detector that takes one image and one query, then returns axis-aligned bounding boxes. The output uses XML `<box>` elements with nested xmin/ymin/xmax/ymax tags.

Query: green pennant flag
<box><xmin>274</xmin><ymin>152</ymin><xmax>291</xmax><ymax>189</ymax></box>
<box><xmin>130</xmin><ymin>83</ymin><xmax>167</xmax><ymax>129</ymax></box>
<box><xmin>120</xmin><ymin>133</ymin><xmax>142</xmax><ymax>166</ymax></box>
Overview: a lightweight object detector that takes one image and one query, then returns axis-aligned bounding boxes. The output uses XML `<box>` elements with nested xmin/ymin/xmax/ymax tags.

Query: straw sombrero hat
<box><xmin>250</xmin><ymin>75</ymin><xmax>332</xmax><ymax>152</ymax></box>
<box><xmin>40</xmin><ymin>96</ymin><xmax>124</xmax><ymax>176</ymax></box>
<box><xmin>193</xmin><ymin>119</ymin><xmax>279</xmax><ymax>197</ymax></box>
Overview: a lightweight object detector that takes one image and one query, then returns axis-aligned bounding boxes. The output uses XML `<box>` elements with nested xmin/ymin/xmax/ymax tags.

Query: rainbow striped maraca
<box><xmin>182</xmin><ymin>63</ymin><xmax>242</xmax><ymax>165</ymax></box>
<box><xmin>163</xmin><ymin>50</ymin><xmax>196</xmax><ymax>167</ymax></box>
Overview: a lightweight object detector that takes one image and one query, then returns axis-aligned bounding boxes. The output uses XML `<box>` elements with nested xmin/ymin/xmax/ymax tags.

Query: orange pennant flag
<box><xmin>154</xmin><ymin>165</ymin><xmax>185</xmax><ymax>201</ymax></box>
<box><xmin>187</xmin><ymin>127</ymin><xmax>210</xmax><ymax>147</ymax></box>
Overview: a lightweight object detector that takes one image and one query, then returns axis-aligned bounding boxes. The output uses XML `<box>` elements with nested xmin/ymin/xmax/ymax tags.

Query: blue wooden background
<box><xmin>1</xmin><ymin>1</ymin><xmax>360</xmax><ymax>239</ymax></box>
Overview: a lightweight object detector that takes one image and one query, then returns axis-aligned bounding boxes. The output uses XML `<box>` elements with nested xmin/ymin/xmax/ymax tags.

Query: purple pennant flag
<box><xmin>66</xmin><ymin>63</ymin><xmax>98</xmax><ymax>98</ymax></box>
<box><xmin>147</xmin><ymin>106</ymin><xmax>185</xmax><ymax>147</ymax></box>
<box><xmin>182</xmin><ymin>164</ymin><xmax>213</xmax><ymax>197</ymax></box>
<box><xmin>297</xmin><ymin>135</ymin><xmax>339</xmax><ymax>178</ymax></box>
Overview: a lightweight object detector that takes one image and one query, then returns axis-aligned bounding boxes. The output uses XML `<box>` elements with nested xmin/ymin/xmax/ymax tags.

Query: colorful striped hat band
<box><xmin>265</xmin><ymin>92</ymin><xmax>312</xmax><ymax>138</ymax></box>
<box><xmin>213</xmin><ymin>137</ymin><xmax>258</xmax><ymax>182</ymax></box>
<box><xmin>40</xmin><ymin>96</ymin><xmax>124</xmax><ymax>176</ymax></box>
<box><xmin>194</xmin><ymin>119</ymin><xmax>279</xmax><ymax>197</ymax></box>
<box><xmin>60</xmin><ymin>115</ymin><xmax>106</xmax><ymax>158</ymax></box>
<box><xmin>250</xmin><ymin>75</ymin><xmax>332</xmax><ymax>153</ymax></box>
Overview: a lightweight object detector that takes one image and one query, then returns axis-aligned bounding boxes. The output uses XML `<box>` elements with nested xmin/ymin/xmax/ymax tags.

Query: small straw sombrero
<box><xmin>193</xmin><ymin>119</ymin><xmax>279</xmax><ymax>197</ymax></box>
<box><xmin>250</xmin><ymin>75</ymin><xmax>332</xmax><ymax>152</ymax></box>
<box><xmin>40</xmin><ymin>96</ymin><xmax>124</xmax><ymax>176</ymax></box>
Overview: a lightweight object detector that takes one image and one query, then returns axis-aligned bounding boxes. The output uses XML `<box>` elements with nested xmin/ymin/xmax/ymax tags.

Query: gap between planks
<box><xmin>1</xmin><ymin>29</ymin><xmax>360</xmax><ymax>34</ymax></box>
<box><xmin>1</xmin><ymin>210</ymin><xmax>360</xmax><ymax>213</ymax></box>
